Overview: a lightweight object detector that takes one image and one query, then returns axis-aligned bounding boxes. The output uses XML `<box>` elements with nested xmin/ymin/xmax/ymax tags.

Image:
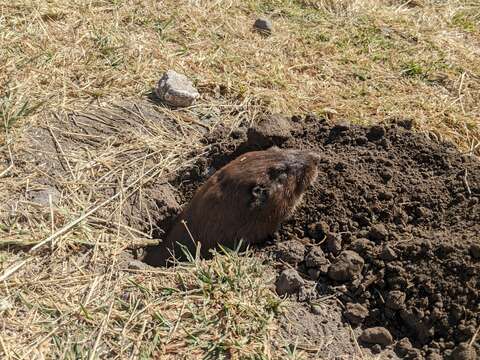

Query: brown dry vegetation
<box><xmin>0</xmin><ymin>0</ymin><xmax>479</xmax><ymax>359</ymax></box>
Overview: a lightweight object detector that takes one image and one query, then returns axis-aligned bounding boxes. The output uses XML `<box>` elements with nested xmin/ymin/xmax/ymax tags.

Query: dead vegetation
<box><xmin>1</xmin><ymin>0</ymin><xmax>479</xmax><ymax>358</ymax></box>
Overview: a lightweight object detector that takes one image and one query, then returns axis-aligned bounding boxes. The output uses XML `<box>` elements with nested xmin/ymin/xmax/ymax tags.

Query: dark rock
<box><xmin>253</xmin><ymin>17</ymin><xmax>273</xmax><ymax>34</ymax></box>
<box><xmin>307</xmin><ymin>268</ymin><xmax>321</xmax><ymax>280</ymax></box>
<box><xmin>359</xmin><ymin>327</ymin><xmax>393</xmax><ymax>346</ymax></box>
<box><xmin>343</xmin><ymin>303</ymin><xmax>369</xmax><ymax>325</ymax></box>
<box><xmin>327</xmin><ymin>250</ymin><xmax>364</xmax><ymax>282</ymax></box>
<box><xmin>356</xmin><ymin>136</ymin><xmax>368</xmax><ymax>145</ymax></box>
<box><xmin>368</xmin><ymin>224</ymin><xmax>388</xmax><ymax>242</ymax></box>
<box><xmin>276</xmin><ymin>269</ymin><xmax>304</xmax><ymax>296</ymax></box>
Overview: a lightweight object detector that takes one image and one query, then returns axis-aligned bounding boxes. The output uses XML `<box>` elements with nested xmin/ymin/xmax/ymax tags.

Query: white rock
<box><xmin>155</xmin><ymin>70</ymin><xmax>199</xmax><ymax>107</ymax></box>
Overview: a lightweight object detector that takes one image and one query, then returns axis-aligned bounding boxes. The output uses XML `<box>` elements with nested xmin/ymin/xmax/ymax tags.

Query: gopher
<box><xmin>144</xmin><ymin>147</ymin><xmax>320</xmax><ymax>265</ymax></box>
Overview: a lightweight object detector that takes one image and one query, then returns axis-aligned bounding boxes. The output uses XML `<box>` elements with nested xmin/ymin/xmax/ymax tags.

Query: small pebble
<box><xmin>155</xmin><ymin>70</ymin><xmax>199</xmax><ymax>107</ymax></box>
<box><xmin>253</xmin><ymin>17</ymin><xmax>272</xmax><ymax>34</ymax></box>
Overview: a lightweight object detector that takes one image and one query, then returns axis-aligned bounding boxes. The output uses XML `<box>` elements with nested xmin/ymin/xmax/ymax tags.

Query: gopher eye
<box><xmin>268</xmin><ymin>165</ymin><xmax>288</xmax><ymax>181</ymax></box>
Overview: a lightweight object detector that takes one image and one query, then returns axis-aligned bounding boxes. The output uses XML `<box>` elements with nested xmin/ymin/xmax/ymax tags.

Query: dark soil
<box><xmin>147</xmin><ymin>114</ymin><xmax>480</xmax><ymax>359</ymax></box>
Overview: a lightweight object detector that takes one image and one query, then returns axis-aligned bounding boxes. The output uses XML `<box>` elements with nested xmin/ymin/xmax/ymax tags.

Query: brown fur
<box><xmin>145</xmin><ymin>147</ymin><xmax>320</xmax><ymax>265</ymax></box>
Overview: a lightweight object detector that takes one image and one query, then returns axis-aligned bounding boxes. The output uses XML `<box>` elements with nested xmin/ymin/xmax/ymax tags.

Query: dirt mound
<box><xmin>154</xmin><ymin>114</ymin><xmax>479</xmax><ymax>358</ymax></box>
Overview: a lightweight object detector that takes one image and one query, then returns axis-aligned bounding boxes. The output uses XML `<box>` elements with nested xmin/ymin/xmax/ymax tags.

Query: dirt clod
<box><xmin>325</xmin><ymin>233</ymin><xmax>342</xmax><ymax>255</ymax></box>
<box><xmin>275</xmin><ymin>240</ymin><xmax>305</xmax><ymax>265</ymax></box>
<box><xmin>343</xmin><ymin>303</ymin><xmax>369</xmax><ymax>325</ymax></box>
<box><xmin>367</xmin><ymin>125</ymin><xmax>386</xmax><ymax>141</ymax></box>
<box><xmin>359</xmin><ymin>327</ymin><xmax>393</xmax><ymax>346</ymax></box>
<box><xmin>276</xmin><ymin>269</ymin><xmax>304</xmax><ymax>296</ymax></box>
<box><xmin>368</xmin><ymin>224</ymin><xmax>388</xmax><ymax>242</ymax></box>
<box><xmin>469</xmin><ymin>243</ymin><xmax>480</xmax><ymax>259</ymax></box>
<box><xmin>385</xmin><ymin>290</ymin><xmax>406</xmax><ymax>311</ymax></box>
<box><xmin>450</xmin><ymin>343</ymin><xmax>477</xmax><ymax>360</ymax></box>
<box><xmin>380</xmin><ymin>245</ymin><xmax>397</xmax><ymax>261</ymax></box>
<box><xmin>395</xmin><ymin>337</ymin><xmax>414</xmax><ymax>357</ymax></box>
<box><xmin>304</xmin><ymin>246</ymin><xmax>329</xmax><ymax>274</ymax></box>
<box><xmin>327</xmin><ymin>250</ymin><xmax>364</xmax><ymax>282</ymax></box>
<box><xmin>246</xmin><ymin>114</ymin><xmax>292</xmax><ymax>148</ymax></box>
<box><xmin>307</xmin><ymin>220</ymin><xmax>329</xmax><ymax>240</ymax></box>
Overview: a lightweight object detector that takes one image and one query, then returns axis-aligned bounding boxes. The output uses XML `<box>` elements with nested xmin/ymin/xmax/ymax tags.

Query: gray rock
<box><xmin>27</xmin><ymin>186</ymin><xmax>61</xmax><ymax>206</ymax></box>
<box><xmin>253</xmin><ymin>17</ymin><xmax>272</xmax><ymax>34</ymax></box>
<box><xmin>343</xmin><ymin>303</ymin><xmax>369</xmax><ymax>325</ymax></box>
<box><xmin>155</xmin><ymin>70</ymin><xmax>199</xmax><ymax>107</ymax></box>
<box><xmin>128</xmin><ymin>260</ymin><xmax>150</xmax><ymax>270</ymax></box>
<box><xmin>359</xmin><ymin>327</ymin><xmax>393</xmax><ymax>346</ymax></box>
<box><xmin>327</xmin><ymin>250</ymin><xmax>364</xmax><ymax>282</ymax></box>
<box><xmin>276</xmin><ymin>269</ymin><xmax>304</xmax><ymax>296</ymax></box>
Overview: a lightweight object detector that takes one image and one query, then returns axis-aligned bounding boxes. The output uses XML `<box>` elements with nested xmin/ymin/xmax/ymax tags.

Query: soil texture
<box><xmin>150</xmin><ymin>114</ymin><xmax>480</xmax><ymax>359</ymax></box>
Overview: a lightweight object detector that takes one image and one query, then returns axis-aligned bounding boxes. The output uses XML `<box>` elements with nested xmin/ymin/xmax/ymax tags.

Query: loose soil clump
<box><xmin>154</xmin><ymin>114</ymin><xmax>480</xmax><ymax>358</ymax></box>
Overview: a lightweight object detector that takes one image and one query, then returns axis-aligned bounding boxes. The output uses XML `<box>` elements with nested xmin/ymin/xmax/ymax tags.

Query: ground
<box><xmin>0</xmin><ymin>1</ymin><xmax>479</xmax><ymax>359</ymax></box>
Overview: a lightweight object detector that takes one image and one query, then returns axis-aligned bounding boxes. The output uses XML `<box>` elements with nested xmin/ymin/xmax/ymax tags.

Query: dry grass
<box><xmin>1</xmin><ymin>0</ymin><xmax>479</xmax><ymax>148</ymax></box>
<box><xmin>1</xmin><ymin>0</ymin><xmax>479</xmax><ymax>358</ymax></box>
<box><xmin>1</xmin><ymin>247</ymin><xmax>282</xmax><ymax>359</ymax></box>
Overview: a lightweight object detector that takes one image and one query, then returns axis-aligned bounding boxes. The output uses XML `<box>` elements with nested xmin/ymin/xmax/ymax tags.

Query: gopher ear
<box><xmin>250</xmin><ymin>185</ymin><xmax>268</xmax><ymax>208</ymax></box>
